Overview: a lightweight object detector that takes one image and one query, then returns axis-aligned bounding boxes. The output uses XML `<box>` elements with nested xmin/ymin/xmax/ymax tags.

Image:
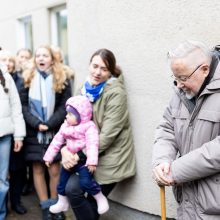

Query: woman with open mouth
<box><xmin>20</xmin><ymin>45</ymin><xmax>72</xmax><ymax>220</ymax></box>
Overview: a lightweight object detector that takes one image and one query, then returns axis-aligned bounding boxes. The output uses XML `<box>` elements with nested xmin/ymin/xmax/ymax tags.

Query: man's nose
<box><xmin>176</xmin><ymin>80</ymin><xmax>184</xmax><ymax>89</ymax></box>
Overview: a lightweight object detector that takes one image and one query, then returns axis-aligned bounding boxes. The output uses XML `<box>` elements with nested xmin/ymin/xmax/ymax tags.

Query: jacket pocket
<box><xmin>198</xmin><ymin>174</ymin><xmax>220</xmax><ymax>214</ymax></box>
<box><xmin>197</xmin><ymin>110</ymin><xmax>220</xmax><ymax>122</ymax></box>
<box><xmin>197</xmin><ymin>110</ymin><xmax>220</xmax><ymax>141</ymax></box>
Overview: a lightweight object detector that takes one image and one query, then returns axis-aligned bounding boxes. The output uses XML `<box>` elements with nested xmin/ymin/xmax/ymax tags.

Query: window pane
<box><xmin>24</xmin><ymin>19</ymin><xmax>33</xmax><ymax>51</ymax></box>
<box><xmin>19</xmin><ymin>16</ymin><xmax>33</xmax><ymax>51</ymax></box>
<box><xmin>56</xmin><ymin>9</ymin><xmax>68</xmax><ymax>64</ymax></box>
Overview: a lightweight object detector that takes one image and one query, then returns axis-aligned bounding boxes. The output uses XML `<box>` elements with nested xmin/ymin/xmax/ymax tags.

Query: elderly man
<box><xmin>152</xmin><ymin>40</ymin><xmax>220</xmax><ymax>220</ymax></box>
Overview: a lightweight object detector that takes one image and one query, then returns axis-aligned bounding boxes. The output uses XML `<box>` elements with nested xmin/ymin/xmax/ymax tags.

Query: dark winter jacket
<box><xmin>20</xmin><ymin>80</ymin><xmax>72</xmax><ymax>161</ymax></box>
<box><xmin>11</xmin><ymin>71</ymin><xmax>23</xmax><ymax>93</ymax></box>
<box><xmin>9</xmin><ymin>72</ymin><xmax>25</xmax><ymax>170</ymax></box>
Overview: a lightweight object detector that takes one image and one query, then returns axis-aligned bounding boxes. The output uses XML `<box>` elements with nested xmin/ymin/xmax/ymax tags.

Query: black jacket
<box><xmin>20</xmin><ymin>80</ymin><xmax>72</xmax><ymax>161</ymax></box>
<box><xmin>9</xmin><ymin>72</ymin><xmax>25</xmax><ymax>170</ymax></box>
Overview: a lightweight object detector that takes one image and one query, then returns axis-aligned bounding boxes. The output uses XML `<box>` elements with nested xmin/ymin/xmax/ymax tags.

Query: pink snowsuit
<box><xmin>43</xmin><ymin>95</ymin><xmax>99</xmax><ymax>166</ymax></box>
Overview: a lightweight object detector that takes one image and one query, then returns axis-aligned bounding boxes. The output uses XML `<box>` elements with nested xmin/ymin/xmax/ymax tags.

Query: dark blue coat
<box><xmin>11</xmin><ymin>72</ymin><xmax>23</xmax><ymax>93</ymax></box>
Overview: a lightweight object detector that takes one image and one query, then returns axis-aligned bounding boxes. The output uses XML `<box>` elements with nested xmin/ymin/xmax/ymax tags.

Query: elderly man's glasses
<box><xmin>171</xmin><ymin>64</ymin><xmax>203</xmax><ymax>82</ymax></box>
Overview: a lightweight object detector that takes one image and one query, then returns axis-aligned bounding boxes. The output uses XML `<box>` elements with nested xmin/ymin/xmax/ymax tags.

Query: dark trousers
<box><xmin>9</xmin><ymin>168</ymin><xmax>26</xmax><ymax>206</ymax></box>
<box><xmin>65</xmin><ymin>174</ymin><xmax>116</xmax><ymax>220</ymax></box>
<box><xmin>9</xmin><ymin>144</ymin><xmax>26</xmax><ymax>207</ymax></box>
<box><xmin>57</xmin><ymin>165</ymin><xmax>101</xmax><ymax>196</ymax></box>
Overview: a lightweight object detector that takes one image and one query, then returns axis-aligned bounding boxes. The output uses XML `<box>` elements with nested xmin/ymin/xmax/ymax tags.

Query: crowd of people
<box><xmin>4</xmin><ymin>39</ymin><xmax>220</xmax><ymax>220</ymax></box>
<box><xmin>0</xmin><ymin>46</ymin><xmax>136</xmax><ymax>220</ymax></box>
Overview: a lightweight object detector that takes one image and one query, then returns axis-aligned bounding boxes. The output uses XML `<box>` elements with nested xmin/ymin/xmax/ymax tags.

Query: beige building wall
<box><xmin>1</xmin><ymin>0</ymin><xmax>220</xmax><ymax>218</ymax></box>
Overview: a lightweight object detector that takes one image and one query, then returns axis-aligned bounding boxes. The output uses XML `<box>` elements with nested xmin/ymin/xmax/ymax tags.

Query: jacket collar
<box><xmin>206</xmin><ymin>61</ymin><xmax>220</xmax><ymax>91</ymax></box>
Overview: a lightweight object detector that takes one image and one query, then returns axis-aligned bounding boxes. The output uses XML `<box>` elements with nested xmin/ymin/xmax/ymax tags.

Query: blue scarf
<box><xmin>81</xmin><ymin>81</ymin><xmax>106</xmax><ymax>102</ymax></box>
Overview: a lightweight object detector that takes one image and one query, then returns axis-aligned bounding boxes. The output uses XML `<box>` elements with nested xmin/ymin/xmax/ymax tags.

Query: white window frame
<box><xmin>50</xmin><ymin>5</ymin><xmax>68</xmax><ymax>63</ymax></box>
<box><xmin>16</xmin><ymin>16</ymin><xmax>33</xmax><ymax>51</ymax></box>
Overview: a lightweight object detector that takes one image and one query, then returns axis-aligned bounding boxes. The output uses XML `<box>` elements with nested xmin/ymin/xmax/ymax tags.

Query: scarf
<box><xmin>81</xmin><ymin>80</ymin><xmax>106</xmax><ymax>102</ymax></box>
<box><xmin>29</xmin><ymin>70</ymin><xmax>55</xmax><ymax>144</ymax></box>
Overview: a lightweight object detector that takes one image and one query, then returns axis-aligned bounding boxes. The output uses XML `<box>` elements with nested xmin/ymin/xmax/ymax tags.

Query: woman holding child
<box><xmin>61</xmin><ymin>48</ymin><xmax>136</xmax><ymax>220</ymax></box>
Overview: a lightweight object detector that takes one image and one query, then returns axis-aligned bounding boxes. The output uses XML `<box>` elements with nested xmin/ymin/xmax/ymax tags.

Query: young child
<box><xmin>43</xmin><ymin>95</ymin><xmax>109</xmax><ymax>215</ymax></box>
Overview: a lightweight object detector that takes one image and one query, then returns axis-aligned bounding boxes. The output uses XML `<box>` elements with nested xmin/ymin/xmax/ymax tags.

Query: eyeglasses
<box><xmin>171</xmin><ymin>64</ymin><xmax>203</xmax><ymax>82</ymax></box>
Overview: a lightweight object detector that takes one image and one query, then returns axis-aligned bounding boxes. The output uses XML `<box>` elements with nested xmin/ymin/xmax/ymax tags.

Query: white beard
<box><xmin>185</xmin><ymin>92</ymin><xmax>196</xmax><ymax>99</ymax></box>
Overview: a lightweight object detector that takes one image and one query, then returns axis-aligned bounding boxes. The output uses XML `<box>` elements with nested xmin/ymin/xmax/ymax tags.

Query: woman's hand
<box><xmin>61</xmin><ymin>146</ymin><xmax>79</xmax><ymax>169</ymax></box>
<box><xmin>14</xmin><ymin>140</ymin><xmax>23</xmax><ymax>152</ymax></box>
<box><xmin>39</xmin><ymin>124</ymin><xmax>49</xmax><ymax>132</ymax></box>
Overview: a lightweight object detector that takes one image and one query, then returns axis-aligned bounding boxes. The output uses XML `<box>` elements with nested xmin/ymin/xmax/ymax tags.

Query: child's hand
<box><xmin>87</xmin><ymin>165</ymin><xmax>96</xmax><ymax>173</ymax></box>
<box><xmin>45</xmin><ymin>161</ymin><xmax>51</xmax><ymax>167</ymax></box>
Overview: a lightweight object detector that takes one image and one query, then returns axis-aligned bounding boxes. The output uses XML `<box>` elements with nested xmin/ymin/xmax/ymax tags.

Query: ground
<box><xmin>6</xmin><ymin>191</ymin><xmax>167</xmax><ymax>220</ymax></box>
<box><xmin>6</xmin><ymin>191</ymin><xmax>74</xmax><ymax>220</ymax></box>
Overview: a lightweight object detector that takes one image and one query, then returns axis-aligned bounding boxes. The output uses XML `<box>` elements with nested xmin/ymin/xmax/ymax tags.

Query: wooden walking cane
<box><xmin>160</xmin><ymin>185</ymin><xmax>166</xmax><ymax>220</ymax></box>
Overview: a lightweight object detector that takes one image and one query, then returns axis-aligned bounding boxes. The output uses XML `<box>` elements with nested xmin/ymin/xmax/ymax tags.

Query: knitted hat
<box><xmin>66</xmin><ymin>105</ymin><xmax>81</xmax><ymax>124</ymax></box>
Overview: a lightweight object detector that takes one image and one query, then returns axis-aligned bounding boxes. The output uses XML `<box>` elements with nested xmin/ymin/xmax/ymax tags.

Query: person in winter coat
<box><xmin>50</xmin><ymin>45</ymin><xmax>75</xmax><ymax>93</ymax></box>
<box><xmin>152</xmin><ymin>40</ymin><xmax>220</xmax><ymax>220</ymax></box>
<box><xmin>16</xmin><ymin>48</ymin><xmax>32</xmax><ymax>76</ymax></box>
<box><xmin>43</xmin><ymin>95</ymin><xmax>109</xmax><ymax>215</ymax></box>
<box><xmin>0</xmin><ymin>51</ymin><xmax>27</xmax><ymax>215</ymax></box>
<box><xmin>0</xmin><ymin>51</ymin><xmax>26</xmax><ymax>220</ymax></box>
<box><xmin>15</xmin><ymin>48</ymin><xmax>34</xmax><ymax>197</ymax></box>
<box><xmin>20</xmin><ymin>45</ymin><xmax>71</xmax><ymax>220</ymax></box>
<box><xmin>61</xmin><ymin>48</ymin><xmax>136</xmax><ymax>220</ymax></box>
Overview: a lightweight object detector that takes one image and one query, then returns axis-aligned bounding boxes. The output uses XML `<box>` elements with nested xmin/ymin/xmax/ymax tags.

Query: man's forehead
<box><xmin>171</xmin><ymin>59</ymin><xmax>187</xmax><ymax>69</ymax></box>
<box><xmin>171</xmin><ymin>53</ymin><xmax>202</xmax><ymax>71</ymax></box>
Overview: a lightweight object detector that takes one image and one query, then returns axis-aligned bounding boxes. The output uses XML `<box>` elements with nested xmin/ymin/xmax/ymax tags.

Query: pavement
<box><xmin>5</xmin><ymin>192</ymin><xmax>169</xmax><ymax>220</ymax></box>
<box><xmin>5</xmin><ymin>192</ymin><xmax>113</xmax><ymax>220</ymax></box>
<box><xmin>6</xmin><ymin>191</ymin><xmax>75</xmax><ymax>220</ymax></box>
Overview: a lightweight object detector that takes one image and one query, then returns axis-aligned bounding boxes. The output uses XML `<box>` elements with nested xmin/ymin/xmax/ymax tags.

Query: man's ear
<box><xmin>202</xmin><ymin>64</ymin><xmax>210</xmax><ymax>77</ymax></box>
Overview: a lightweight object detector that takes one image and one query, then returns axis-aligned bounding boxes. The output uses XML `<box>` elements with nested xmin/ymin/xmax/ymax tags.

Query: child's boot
<box><xmin>49</xmin><ymin>195</ymin><xmax>69</xmax><ymax>213</ymax></box>
<box><xmin>93</xmin><ymin>191</ymin><xmax>109</xmax><ymax>214</ymax></box>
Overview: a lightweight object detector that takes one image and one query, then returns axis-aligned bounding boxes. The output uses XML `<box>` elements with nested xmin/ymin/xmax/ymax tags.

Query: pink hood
<box><xmin>65</xmin><ymin>95</ymin><xmax>92</xmax><ymax>123</ymax></box>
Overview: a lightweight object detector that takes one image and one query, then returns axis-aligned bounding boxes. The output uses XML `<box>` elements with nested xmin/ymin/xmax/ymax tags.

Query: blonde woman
<box><xmin>20</xmin><ymin>45</ymin><xmax>72</xmax><ymax>220</ymax></box>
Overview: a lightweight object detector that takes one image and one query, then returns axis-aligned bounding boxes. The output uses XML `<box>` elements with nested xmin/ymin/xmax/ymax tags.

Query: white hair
<box><xmin>167</xmin><ymin>40</ymin><xmax>212</xmax><ymax>64</ymax></box>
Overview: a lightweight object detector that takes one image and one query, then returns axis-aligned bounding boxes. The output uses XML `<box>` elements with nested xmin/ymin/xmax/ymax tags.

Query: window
<box><xmin>50</xmin><ymin>5</ymin><xmax>68</xmax><ymax>64</ymax></box>
<box><xmin>17</xmin><ymin>16</ymin><xmax>33</xmax><ymax>51</ymax></box>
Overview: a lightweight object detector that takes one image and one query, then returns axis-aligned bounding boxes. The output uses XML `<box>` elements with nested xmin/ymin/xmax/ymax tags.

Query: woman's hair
<box><xmin>23</xmin><ymin>45</ymin><xmax>68</xmax><ymax>93</ymax></box>
<box><xmin>0</xmin><ymin>69</ymin><xmax>8</xmax><ymax>93</ymax></box>
<box><xmin>16</xmin><ymin>48</ymin><xmax>32</xmax><ymax>57</ymax></box>
<box><xmin>8</xmin><ymin>55</ymin><xmax>16</xmax><ymax>73</ymax></box>
<box><xmin>51</xmin><ymin>45</ymin><xmax>64</xmax><ymax>63</ymax></box>
<box><xmin>50</xmin><ymin>45</ymin><xmax>75</xmax><ymax>80</ymax></box>
<box><xmin>90</xmin><ymin>48</ymin><xmax>122</xmax><ymax>77</ymax></box>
